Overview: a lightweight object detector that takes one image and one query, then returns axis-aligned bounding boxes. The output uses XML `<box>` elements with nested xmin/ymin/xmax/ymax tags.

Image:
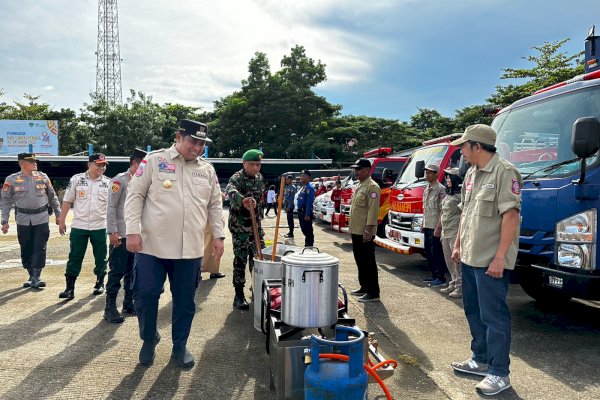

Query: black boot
<box><xmin>172</xmin><ymin>345</ymin><xmax>195</xmax><ymax>368</ymax></box>
<box><xmin>30</xmin><ymin>268</ymin><xmax>46</xmax><ymax>289</ymax></box>
<box><xmin>139</xmin><ymin>332</ymin><xmax>161</xmax><ymax>367</ymax></box>
<box><xmin>104</xmin><ymin>295</ymin><xmax>124</xmax><ymax>323</ymax></box>
<box><xmin>59</xmin><ymin>276</ymin><xmax>76</xmax><ymax>300</ymax></box>
<box><xmin>122</xmin><ymin>290</ymin><xmax>136</xmax><ymax>315</ymax></box>
<box><xmin>23</xmin><ymin>268</ymin><xmax>33</xmax><ymax>288</ymax></box>
<box><xmin>233</xmin><ymin>286</ymin><xmax>249</xmax><ymax>310</ymax></box>
<box><xmin>93</xmin><ymin>274</ymin><xmax>105</xmax><ymax>295</ymax></box>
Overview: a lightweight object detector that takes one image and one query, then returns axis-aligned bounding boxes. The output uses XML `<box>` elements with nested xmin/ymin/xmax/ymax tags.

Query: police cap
<box><xmin>17</xmin><ymin>153</ymin><xmax>36</xmax><ymax>161</ymax></box>
<box><xmin>299</xmin><ymin>169</ymin><xmax>312</xmax><ymax>177</ymax></box>
<box><xmin>89</xmin><ymin>153</ymin><xmax>108</xmax><ymax>164</ymax></box>
<box><xmin>131</xmin><ymin>148</ymin><xmax>147</xmax><ymax>161</ymax></box>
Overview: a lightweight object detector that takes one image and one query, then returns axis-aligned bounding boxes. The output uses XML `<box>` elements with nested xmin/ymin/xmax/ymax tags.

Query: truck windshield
<box><xmin>395</xmin><ymin>145</ymin><xmax>448</xmax><ymax>185</ymax></box>
<box><xmin>492</xmin><ymin>86</ymin><xmax>600</xmax><ymax>179</ymax></box>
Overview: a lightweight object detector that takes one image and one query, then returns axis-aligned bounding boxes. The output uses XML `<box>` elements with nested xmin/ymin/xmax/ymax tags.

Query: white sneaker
<box><xmin>476</xmin><ymin>374</ymin><xmax>511</xmax><ymax>396</ymax></box>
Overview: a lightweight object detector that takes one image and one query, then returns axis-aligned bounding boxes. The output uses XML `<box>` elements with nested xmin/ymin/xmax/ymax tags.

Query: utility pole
<box><xmin>95</xmin><ymin>0</ymin><xmax>122</xmax><ymax>104</ymax></box>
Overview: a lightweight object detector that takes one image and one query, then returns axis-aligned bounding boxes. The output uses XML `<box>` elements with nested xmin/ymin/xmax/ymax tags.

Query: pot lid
<box><xmin>282</xmin><ymin>247</ymin><xmax>339</xmax><ymax>267</ymax></box>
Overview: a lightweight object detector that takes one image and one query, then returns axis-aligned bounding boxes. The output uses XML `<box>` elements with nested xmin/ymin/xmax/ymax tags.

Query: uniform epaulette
<box><xmin>147</xmin><ymin>149</ymin><xmax>166</xmax><ymax>156</ymax></box>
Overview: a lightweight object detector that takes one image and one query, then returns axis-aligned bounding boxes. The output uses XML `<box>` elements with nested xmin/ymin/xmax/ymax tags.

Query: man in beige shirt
<box><xmin>348</xmin><ymin>158</ymin><xmax>381</xmax><ymax>303</ymax></box>
<box><xmin>422</xmin><ymin>164</ymin><xmax>447</xmax><ymax>287</ymax></box>
<box><xmin>125</xmin><ymin>119</ymin><xmax>225</xmax><ymax>368</ymax></box>
<box><xmin>449</xmin><ymin>124</ymin><xmax>522</xmax><ymax>396</ymax></box>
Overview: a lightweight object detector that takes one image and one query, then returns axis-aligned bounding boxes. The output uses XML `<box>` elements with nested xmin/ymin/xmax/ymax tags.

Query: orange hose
<box><xmin>371</xmin><ymin>359</ymin><xmax>398</xmax><ymax>371</ymax></box>
<box><xmin>319</xmin><ymin>354</ymin><xmax>395</xmax><ymax>400</ymax></box>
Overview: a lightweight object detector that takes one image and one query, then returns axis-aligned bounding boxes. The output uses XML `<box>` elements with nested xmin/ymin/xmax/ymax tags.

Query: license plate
<box><xmin>548</xmin><ymin>276</ymin><xmax>563</xmax><ymax>288</ymax></box>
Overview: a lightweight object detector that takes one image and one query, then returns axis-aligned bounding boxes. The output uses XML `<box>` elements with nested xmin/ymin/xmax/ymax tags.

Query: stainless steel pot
<box><xmin>281</xmin><ymin>248</ymin><xmax>339</xmax><ymax>328</ymax></box>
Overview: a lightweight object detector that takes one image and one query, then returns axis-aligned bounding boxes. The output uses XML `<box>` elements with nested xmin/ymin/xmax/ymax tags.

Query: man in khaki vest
<box><xmin>450</xmin><ymin>124</ymin><xmax>522</xmax><ymax>396</ymax></box>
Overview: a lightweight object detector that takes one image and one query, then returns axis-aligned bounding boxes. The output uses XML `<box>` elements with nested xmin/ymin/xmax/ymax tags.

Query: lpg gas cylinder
<box><xmin>304</xmin><ymin>326</ymin><xmax>368</xmax><ymax>400</ymax></box>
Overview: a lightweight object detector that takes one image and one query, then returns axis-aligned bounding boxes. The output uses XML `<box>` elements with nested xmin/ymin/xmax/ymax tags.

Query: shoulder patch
<box><xmin>111</xmin><ymin>181</ymin><xmax>121</xmax><ymax>193</ymax></box>
<box><xmin>511</xmin><ymin>178</ymin><xmax>521</xmax><ymax>195</ymax></box>
<box><xmin>135</xmin><ymin>159</ymin><xmax>147</xmax><ymax>177</ymax></box>
<box><xmin>2</xmin><ymin>182</ymin><xmax>11</xmax><ymax>192</ymax></box>
<box><xmin>370</xmin><ymin>192</ymin><xmax>377</xmax><ymax>199</ymax></box>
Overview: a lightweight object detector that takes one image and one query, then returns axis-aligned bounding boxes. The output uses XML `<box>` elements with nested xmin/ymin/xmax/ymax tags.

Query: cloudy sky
<box><xmin>0</xmin><ymin>0</ymin><xmax>597</xmax><ymax>121</ymax></box>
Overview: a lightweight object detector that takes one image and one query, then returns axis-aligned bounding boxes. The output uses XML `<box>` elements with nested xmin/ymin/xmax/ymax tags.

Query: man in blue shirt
<box><xmin>296</xmin><ymin>170</ymin><xmax>315</xmax><ymax>247</ymax></box>
<box><xmin>283</xmin><ymin>174</ymin><xmax>297</xmax><ymax>238</ymax></box>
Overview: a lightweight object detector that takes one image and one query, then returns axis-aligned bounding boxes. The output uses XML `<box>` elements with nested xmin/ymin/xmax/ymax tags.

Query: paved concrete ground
<box><xmin>0</xmin><ymin>212</ymin><xmax>599</xmax><ymax>399</ymax></box>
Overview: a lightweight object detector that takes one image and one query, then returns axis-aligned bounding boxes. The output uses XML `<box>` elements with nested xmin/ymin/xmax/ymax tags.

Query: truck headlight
<box><xmin>411</xmin><ymin>216</ymin><xmax>423</xmax><ymax>232</ymax></box>
<box><xmin>555</xmin><ymin>209</ymin><xmax>596</xmax><ymax>269</ymax></box>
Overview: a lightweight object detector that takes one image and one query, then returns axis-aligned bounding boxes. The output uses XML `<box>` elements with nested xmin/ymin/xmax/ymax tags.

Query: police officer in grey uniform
<box><xmin>103</xmin><ymin>148</ymin><xmax>147</xmax><ymax>323</ymax></box>
<box><xmin>1</xmin><ymin>153</ymin><xmax>61</xmax><ymax>288</ymax></box>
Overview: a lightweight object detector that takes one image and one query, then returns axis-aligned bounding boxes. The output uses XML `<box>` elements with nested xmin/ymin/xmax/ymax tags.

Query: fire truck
<box><xmin>374</xmin><ymin>134</ymin><xmax>462</xmax><ymax>254</ymax></box>
<box><xmin>331</xmin><ymin>147</ymin><xmax>409</xmax><ymax>235</ymax></box>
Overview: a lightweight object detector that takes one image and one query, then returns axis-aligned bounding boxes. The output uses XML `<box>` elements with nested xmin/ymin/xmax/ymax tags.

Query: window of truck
<box><xmin>493</xmin><ymin>86</ymin><xmax>600</xmax><ymax>179</ymax></box>
<box><xmin>372</xmin><ymin>160</ymin><xmax>405</xmax><ymax>186</ymax></box>
<box><xmin>395</xmin><ymin>146</ymin><xmax>448</xmax><ymax>185</ymax></box>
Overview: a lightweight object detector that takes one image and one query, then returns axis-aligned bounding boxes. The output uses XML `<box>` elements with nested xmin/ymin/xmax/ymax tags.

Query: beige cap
<box><xmin>450</xmin><ymin>124</ymin><xmax>497</xmax><ymax>146</ymax></box>
<box><xmin>444</xmin><ymin>167</ymin><xmax>461</xmax><ymax>176</ymax></box>
<box><xmin>424</xmin><ymin>164</ymin><xmax>439</xmax><ymax>172</ymax></box>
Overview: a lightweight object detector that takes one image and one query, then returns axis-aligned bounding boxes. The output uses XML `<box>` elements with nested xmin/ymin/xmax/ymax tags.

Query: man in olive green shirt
<box><xmin>449</xmin><ymin>124</ymin><xmax>522</xmax><ymax>396</ymax></box>
<box><xmin>349</xmin><ymin>158</ymin><xmax>381</xmax><ymax>303</ymax></box>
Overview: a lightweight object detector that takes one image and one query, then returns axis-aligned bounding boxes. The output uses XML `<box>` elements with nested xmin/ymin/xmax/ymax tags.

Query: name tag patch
<box><xmin>158</xmin><ymin>157</ymin><xmax>176</xmax><ymax>173</ymax></box>
<box><xmin>481</xmin><ymin>183</ymin><xmax>495</xmax><ymax>189</ymax></box>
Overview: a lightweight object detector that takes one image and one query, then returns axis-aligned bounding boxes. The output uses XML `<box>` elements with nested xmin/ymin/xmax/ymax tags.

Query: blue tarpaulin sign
<box><xmin>0</xmin><ymin>120</ymin><xmax>59</xmax><ymax>156</ymax></box>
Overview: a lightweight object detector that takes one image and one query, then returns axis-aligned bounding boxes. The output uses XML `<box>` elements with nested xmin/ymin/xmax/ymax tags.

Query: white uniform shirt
<box><xmin>63</xmin><ymin>172</ymin><xmax>111</xmax><ymax>230</ymax></box>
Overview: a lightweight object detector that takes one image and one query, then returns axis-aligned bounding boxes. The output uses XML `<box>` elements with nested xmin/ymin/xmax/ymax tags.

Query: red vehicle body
<box><xmin>331</xmin><ymin>147</ymin><xmax>409</xmax><ymax>236</ymax></box>
<box><xmin>374</xmin><ymin>134</ymin><xmax>463</xmax><ymax>254</ymax></box>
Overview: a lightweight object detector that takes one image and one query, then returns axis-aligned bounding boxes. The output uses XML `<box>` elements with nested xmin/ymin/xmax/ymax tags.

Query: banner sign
<box><xmin>0</xmin><ymin>120</ymin><xmax>59</xmax><ymax>156</ymax></box>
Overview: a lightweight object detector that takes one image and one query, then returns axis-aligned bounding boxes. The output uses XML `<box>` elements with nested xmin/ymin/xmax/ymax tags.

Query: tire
<box><xmin>519</xmin><ymin>268</ymin><xmax>572</xmax><ymax>304</ymax></box>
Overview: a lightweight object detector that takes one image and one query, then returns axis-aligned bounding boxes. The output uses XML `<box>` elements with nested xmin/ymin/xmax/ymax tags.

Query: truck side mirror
<box><xmin>572</xmin><ymin>117</ymin><xmax>600</xmax><ymax>158</ymax></box>
<box><xmin>415</xmin><ymin>160</ymin><xmax>425</xmax><ymax>179</ymax></box>
<box><xmin>381</xmin><ymin>168</ymin><xmax>393</xmax><ymax>185</ymax></box>
<box><xmin>571</xmin><ymin>117</ymin><xmax>600</xmax><ymax>185</ymax></box>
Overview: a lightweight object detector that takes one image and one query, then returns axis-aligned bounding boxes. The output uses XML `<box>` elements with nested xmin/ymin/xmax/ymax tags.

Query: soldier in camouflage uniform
<box><xmin>226</xmin><ymin>149</ymin><xmax>266</xmax><ymax>310</ymax></box>
<box><xmin>1</xmin><ymin>153</ymin><xmax>61</xmax><ymax>289</ymax></box>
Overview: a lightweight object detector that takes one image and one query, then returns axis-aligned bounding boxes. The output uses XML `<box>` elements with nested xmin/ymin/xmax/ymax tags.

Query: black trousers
<box><xmin>351</xmin><ymin>234</ymin><xmax>380</xmax><ymax>297</ymax></box>
<box><xmin>286</xmin><ymin>210</ymin><xmax>294</xmax><ymax>234</ymax></box>
<box><xmin>298</xmin><ymin>212</ymin><xmax>314</xmax><ymax>247</ymax></box>
<box><xmin>106</xmin><ymin>238</ymin><xmax>135</xmax><ymax>296</ymax></box>
<box><xmin>265</xmin><ymin>203</ymin><xmax>277</xmax><ymax>215</ymax></box>
<box><xmin>17</xmin><ymin>222</ymin><xmax>50</xmax><ymax>270</ymax></box>
<box><xmin>423</xmin><ymin>228</ymin><xmax>447</xmax><ymax>281</ymax></box>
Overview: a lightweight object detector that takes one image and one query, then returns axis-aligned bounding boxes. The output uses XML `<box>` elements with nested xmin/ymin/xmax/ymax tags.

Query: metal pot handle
<box><xmin>301</xmin><ymin>269</ymin><xmax>323</xmax><ymax>282</ymax></box>
<box><xmin>338</xmin><ymin>282</ymin><xmax>348</xmax><ymax>313</ymax></box>
<box><xmin>301</xmin><ymin>246</ymin><xmax>320</xmax><ymax>254</ymax></box>
<box><xmin>283</xmin><ymin>250</ymin><xmax>295</xmax><ymax>256</ymax></box>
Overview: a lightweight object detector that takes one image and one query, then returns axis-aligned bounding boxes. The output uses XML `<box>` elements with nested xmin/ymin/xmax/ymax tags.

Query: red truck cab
<box><xmin>331</xmin><ymin>147</ymin><xmax>409</xmax><ymax>234</ymax></box>
<box><xmin>375</xmin><ymin>134</ymin><xmax>462</xmax><ymax>254</ymax></box>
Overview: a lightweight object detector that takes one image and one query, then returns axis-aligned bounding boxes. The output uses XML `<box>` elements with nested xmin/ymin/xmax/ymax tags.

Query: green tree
<box><xmin>488</xmin><ymin>39</ymin><xmax>584</xmax><ymax>106</ymax></box>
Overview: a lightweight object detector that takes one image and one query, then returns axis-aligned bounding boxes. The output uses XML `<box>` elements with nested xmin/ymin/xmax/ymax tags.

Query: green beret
<box><xmin>242</xmin><ymin>149</ymin><xmax>264</xmax><ymax>161</ymax></box>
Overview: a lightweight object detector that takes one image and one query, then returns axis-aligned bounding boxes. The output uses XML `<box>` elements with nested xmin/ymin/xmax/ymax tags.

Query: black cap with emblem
<box><xmin>178</xmin><ymin>119</ymin><xmax>212</xmax><ymax>143</ymax></box>
<box><xmin>17</xmin><ymin>153</ymin><xmax>36</xmax><ymax>161</ymax></box>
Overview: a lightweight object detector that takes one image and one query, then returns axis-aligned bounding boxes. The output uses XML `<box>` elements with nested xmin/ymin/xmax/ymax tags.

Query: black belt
<box><xmin>15</xmin><ymin>205</ymin><xmax>48</xmax><ymax>215</ymax></box>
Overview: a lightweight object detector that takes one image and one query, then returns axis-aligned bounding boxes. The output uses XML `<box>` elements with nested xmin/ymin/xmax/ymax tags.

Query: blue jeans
<box><xmin>462</xmin><ymin>263</ymin><xmax>511</xmax><ymax>377</ymax></box>
<box><xmin>133</xmin><ymin>253</ymin><xmax>202</xmax><ymax>347</ymax></box>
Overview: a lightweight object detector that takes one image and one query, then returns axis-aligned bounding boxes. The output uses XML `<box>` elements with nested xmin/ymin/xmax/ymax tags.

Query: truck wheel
<box><xmin>376</xmin><ymin>216</ymin><xmax>388</xmax><ymax>238</ymax></box>
<box><xmin>519</xmin><ymin>269</ymin><xmax>572</xmax><ymax>304</ymax></box>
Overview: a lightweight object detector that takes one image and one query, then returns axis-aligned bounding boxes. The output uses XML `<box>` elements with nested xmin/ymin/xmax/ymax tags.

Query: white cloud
<box><xmin>42</xmin><ymin>86</ymin><xmax>54</xmax><ymax>91</ymax></box>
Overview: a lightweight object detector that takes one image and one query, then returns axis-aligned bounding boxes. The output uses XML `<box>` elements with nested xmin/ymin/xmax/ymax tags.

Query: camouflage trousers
<box><xmin>232</xmin><ymin>233</ymin><xmax>264</xmax><ymax>288</ymax></box>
